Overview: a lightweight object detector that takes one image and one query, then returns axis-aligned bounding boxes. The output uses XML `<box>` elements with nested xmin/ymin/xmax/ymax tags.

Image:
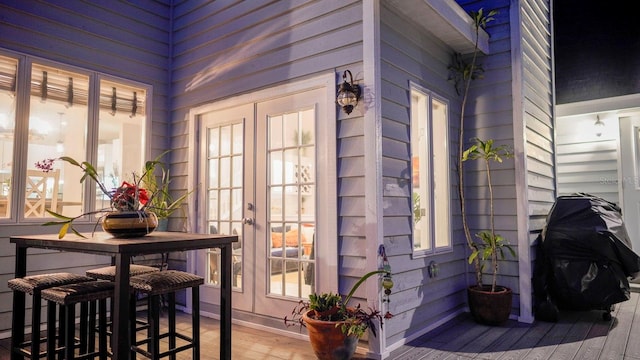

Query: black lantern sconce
<box><xmin>336</xmin><ymin>70</ymin><xmax>361</xmax><ymax>115</ymax></box>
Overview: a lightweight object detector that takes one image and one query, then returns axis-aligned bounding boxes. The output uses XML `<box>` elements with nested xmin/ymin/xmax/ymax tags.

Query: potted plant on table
<box><xmin>284</xmin><ymin>270</ymin><xmax>393</xmax><ymax>360</ymax></box>
<box><xmin>35</xmin><ymin>151</ymin><xmax>190</xmax><ymax>238</ymax></box>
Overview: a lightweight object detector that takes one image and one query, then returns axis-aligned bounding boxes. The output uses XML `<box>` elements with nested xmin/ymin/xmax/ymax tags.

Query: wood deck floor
<box><xmin>2</xmin><ymin>291</ymin><xmax>640</xmax><ymax>359</ymax></box>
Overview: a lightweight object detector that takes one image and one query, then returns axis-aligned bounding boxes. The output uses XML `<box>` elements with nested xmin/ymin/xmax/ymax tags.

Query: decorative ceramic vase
<box><xmin>101</xmin><ymin>211</ymin><xmax>158</xmax><ymax>238</ymax></box>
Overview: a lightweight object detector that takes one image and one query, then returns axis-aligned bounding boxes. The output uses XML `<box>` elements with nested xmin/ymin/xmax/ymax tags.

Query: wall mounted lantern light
<box><xmin>336</xmin><ymin>70</ymin><xmax>361</xmax><ymax>115</ymax></box>
<box><xmin>594</xmin><ymin>114</ymin><xmax>605</xmax><ymax>137</ymax></box>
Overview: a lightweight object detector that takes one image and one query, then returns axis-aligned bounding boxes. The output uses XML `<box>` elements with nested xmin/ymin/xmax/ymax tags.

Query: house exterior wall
<box><xmin>512</xmin><ymin>0</ymin><xmax>555</xmax><ymax>322</ymax></box>
<box><xmin>168</xmin><ymin>0</ymin><xmax>371</xmax><ymax>319</ymax></box>
<box><xmin>556</xmin><ymin>115</ymin><xmax>619</xmax><ymax>203</ymax></box>
<box><xmin>378</xmin><ymin>3</ymin><xmax>469</xmax><ymax>347</ymax></box>
<box><xmin>0</xmin><ymin>0</ymin><xmax>556</xmax><ymax>353</ymax></box>
<box><xmin>0</xmin><ymin>0</ymin><xmax>171</xmax><ymax>336</ymax></box>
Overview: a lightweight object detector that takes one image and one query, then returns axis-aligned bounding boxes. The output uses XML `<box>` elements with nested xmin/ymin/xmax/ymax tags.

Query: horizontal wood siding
<box><xmin>379</xmin><ymin>4</ymin><xmax>469</xmax><ymax>347</ymax></box>
<box><xmin>521</xmin><ymin>0</ymin><xmax>555</xmax><ymax>231</ymax></box>
<box><xmin>0</xmin><ymin>0</ymin><xmax>171</xmax><ymax>337</ymax></box>
<box><xmin>517</xmin><ymin>0</ymin><xmax>555</xmax><ymax>321</ymax></box>
<box><xmin>556</xmin><ymin>117</ymin><xmax>619</xmax><ymax>204</ymax></box>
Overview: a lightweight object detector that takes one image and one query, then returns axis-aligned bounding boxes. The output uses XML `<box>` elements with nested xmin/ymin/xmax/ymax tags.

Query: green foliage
<box><xmin>462</xmin><ymin>137</ymin><xmax>515</xmax><ymax>292</ymax></box>
<box><xmin>451</xmin><ymin>7</ymin><xmax>499</xmax><ymax>288</ymax></box>
<box><xmin>468</xmin><ymin>231</ymin><xmax>517</xmax><ymax>266</ymax></box>
<box><xmin>461</xmin><ymin>138</ymin><xmax>513</xmax><ymax>164</ymax></box>
<box><xmin>308</xmin><ymin>292</ymin><xmax>342</xmax><ymax>315</ymax></box>
<box><xmin>141</xmin><ymin>150</ymin><xmax>194</xmax><ymax>219</ymax></box>
<box><xmin>284</xmin><ymin>270</ymin><xmax>392</xmax><ymax>338</ymax></box>
<box><xmin>469</xmin><ymin>8</ymin><xmax>498</xmax><ymax>30</ymax></box>
<box><xmin>413</xmin><ymin>192</ymin><xmax>421</xmax><ymax>224</ymax></box>
<box><xmin>448</xmin><ymin>52</ymin><xmax>485</xmax><ymax>95</ymax></box>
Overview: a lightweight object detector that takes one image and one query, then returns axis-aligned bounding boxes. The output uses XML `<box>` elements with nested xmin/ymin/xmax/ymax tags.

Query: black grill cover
<box><xmin>534</xmin><ymin>194</ymin><xmax>640</xmax><ymax>316</ymax></box>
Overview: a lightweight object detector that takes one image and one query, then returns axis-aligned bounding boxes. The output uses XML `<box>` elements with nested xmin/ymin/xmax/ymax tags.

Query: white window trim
<box><xmin>410</xmin><ymin>81</ymin><xmax>453</xmax><ymax>258</ymax></box>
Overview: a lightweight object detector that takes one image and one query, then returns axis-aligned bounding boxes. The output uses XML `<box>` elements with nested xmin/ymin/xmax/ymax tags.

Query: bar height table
<box><xmin>10</xmin><ymin>231</ymin><xmax>237</xmax><ymax>360</ymax></box>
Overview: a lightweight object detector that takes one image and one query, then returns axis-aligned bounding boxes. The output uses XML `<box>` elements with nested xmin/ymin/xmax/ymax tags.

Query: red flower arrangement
<box><xmin>36</xmin><ymin>156</ymin><xmax>157</xmax><ymax>238</ymax></box>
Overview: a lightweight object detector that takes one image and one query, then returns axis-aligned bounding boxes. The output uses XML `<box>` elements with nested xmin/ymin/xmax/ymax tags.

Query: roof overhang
<box><xmin>386</xmin><ymin>0</ymin><xmax>490</xmax><ymax>55</ymax></box>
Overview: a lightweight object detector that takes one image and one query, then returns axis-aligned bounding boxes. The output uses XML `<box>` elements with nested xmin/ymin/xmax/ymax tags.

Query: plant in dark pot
<box><xmin>462</xmin><ymin>138</ymin><xmax>516</xmax><ymax>325</ymax></box>
<box><xmin>284</xmin><ymin>270</ymin><xmax>393</xmax><ymax>360</ymax></box>
<box><xmin>449</xmin><ymin>8</ymin><xmax>515</xmax><ymax>325</ymax></box>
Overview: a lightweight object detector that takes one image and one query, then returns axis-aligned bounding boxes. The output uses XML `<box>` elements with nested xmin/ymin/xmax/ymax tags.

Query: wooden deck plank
<box><xmin>474</xmin><ymin>323</ymin><xmax>532</xmax><ymax>359</ymax></box>
<box><xmin>624</xmin><ymin>294</ymin><xmax>640</xmax><ymax>358</ymax></box>
<box><xmin>598</xmin><ymin>293</ymin><xmax>638</xmax><ymax>360</ymax></box>
<box><xmin>545</xmin><ymin>311</ymin><xmax>602</xmax><ymax>360</ymax></box>
<box><xmin>492</xmin><ymin>320</ymin><xmax>554</xmax><ymax>359</ymax></box>
<box><xmin>443</xmin><ymin>323</ymin><xmax>511</xmax><ymax>359</ymax></box>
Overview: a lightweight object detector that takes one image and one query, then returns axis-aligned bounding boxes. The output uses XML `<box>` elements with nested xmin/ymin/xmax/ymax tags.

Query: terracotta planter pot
<box><xmin>467</xmin><ymin>285</ymin><xmax>512</xmax><ymax>325</ymax></box>
<box><xmin>302</xmin><ymin>310</ymin><xmax>358</xmax><ymax>360</ymax></box>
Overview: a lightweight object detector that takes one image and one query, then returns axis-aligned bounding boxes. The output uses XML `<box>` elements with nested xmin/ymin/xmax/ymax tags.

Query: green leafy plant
<box><xmin>284</xmin><ymin>270</ymin><xmax>392</xmax><ymax>338</ymax></box>
<box><xmin>140</xmin><ymin>150</ymin><xmax>194</xmax><ymax>219</ymax></box>
<box><xmin>462</xmin><ymin>137</ymin><xmax>516</xmax><ymax>292</ymax></box>
<box><xmin>449</xmin><ymin>8</ymin><xmax>500</xmax><ymax>289</ymax></box>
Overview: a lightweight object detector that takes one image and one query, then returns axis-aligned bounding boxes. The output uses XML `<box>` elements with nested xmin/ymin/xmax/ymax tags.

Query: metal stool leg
<box><xmin>63</xmin><ymin>304</ymin><xmax>75</xmax><ymax>360</ymax></box>
<box><xmin>192</xmin><ymin>286</ymin><xmax>200</xmax><ymax>360</ymax></box>
<box><xmin>168</xmin><ymin>292</ymin><xmax>176</xmax><ymax>360</ymax></box>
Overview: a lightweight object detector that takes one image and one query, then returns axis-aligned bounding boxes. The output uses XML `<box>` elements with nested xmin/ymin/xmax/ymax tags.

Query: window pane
<box><xmin>0</xmin><ymin>55</ymin><xmax>17</xmax><ymax>218</ymax></box>
<box><xmin>95</xmin><ymin>79</ymin><xmax>147</xmax><ymax>212</ymax></box>
<box><xmin>27</xmin><ymin>63</ymin><xmax>89</xmax><ymax>218</ymax></box>
<box><xmin>411</xmin><ymin>90</ymin><xmax>430</xmax><ymax>251</ymax></box>
<box><xmin>411</xmin><ymin>86</ymin><xmax>451</xmax><ymax>253</ymax></box>
<box><xmin>432</xmin><ymin>98</ymin><xmax>450</xmax><ymax>248</ymax></box>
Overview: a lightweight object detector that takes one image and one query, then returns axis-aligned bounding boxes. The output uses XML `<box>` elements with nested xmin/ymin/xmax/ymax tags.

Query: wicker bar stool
<box><xmin>8</xmin><ymin>273</ymin><xmax>96</xmax><ymax>359</ymax></box>
<box><xmin>85</xmin><ymin>264</ymin><xmax>160</xmax><ymax>281</ymax></box>
<box><xmin>86</xmin><ymin>264</ymin><xmax>160</xmax><ymax>334</ymax></box>
<box><xmin>41</xmin><ymin>281</ymin><xmax>114</xmax><ymax>360</ymax></box>
<box><xmin>129</xmin><ymin>270</ymin><xmax>204</xmax><ymax>359</ymax></box>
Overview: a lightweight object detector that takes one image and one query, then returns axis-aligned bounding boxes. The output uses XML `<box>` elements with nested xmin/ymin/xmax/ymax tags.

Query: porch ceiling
<box><xmin>386</xmin><ymin>0</ymin><xmax>490</xmax><ymax>55</ymax></box>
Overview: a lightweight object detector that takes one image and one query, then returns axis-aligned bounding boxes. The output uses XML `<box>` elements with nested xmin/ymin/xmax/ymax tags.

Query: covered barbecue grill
<box><xmin>533</xmin><ymin>193</ymin><xmax>640</xmax><ymax>321</ymax></box>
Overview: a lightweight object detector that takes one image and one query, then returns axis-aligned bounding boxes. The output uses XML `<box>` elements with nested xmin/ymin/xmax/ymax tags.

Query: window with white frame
<box><xmin>410</xmin><ymin>82</ymin><xmax>451</xmax><ymax>254</ymax></box>
<box><xmin>0</xmin><ymin>51</ymin><xmax>150</xmax><ymax>221</ymax></box>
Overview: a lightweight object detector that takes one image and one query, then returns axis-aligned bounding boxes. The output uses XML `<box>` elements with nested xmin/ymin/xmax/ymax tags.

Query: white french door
<box><xmin>254</xmin><ymin>88</ymin><xmax>323</xmax><ymax>317</ymax></box>
<box><xmin>197</xmin><ymin>103</ymin><xmax>254</xmax><ymax>312</ymax></box>
<box><xmin>193</xmin><ymin>78</ymin><xmax>336</xmax><ymax>320</ymax></box>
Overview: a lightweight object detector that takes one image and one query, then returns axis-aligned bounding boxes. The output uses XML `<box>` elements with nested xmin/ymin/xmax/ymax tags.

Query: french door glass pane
<box><xmin>206</xmin><ymin>123</ymin><xmax>244</xmax><ymax>289</ymax></box>
<box><xmin>267</xmin><ymin>108</ymin><xmax>316</xmax><ymax>298</ymax></box>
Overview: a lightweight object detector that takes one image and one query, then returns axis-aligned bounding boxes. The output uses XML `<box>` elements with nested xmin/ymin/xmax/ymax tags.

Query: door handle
<box><xmin>242</xmin><ymin>218</ymin><xmax>254</xmax><ymax>225</ymax></box>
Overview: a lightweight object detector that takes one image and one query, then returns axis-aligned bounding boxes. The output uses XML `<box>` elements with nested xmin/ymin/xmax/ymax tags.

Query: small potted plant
<box><xmin>284</xmin><ymin>270</ymin><xmax>393</xmax><ymax>360</ymax></box>
<box><xmin>462</xmin><ymin>137</ymin><xmax>516</xmax><ymax>325</ymax></box>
